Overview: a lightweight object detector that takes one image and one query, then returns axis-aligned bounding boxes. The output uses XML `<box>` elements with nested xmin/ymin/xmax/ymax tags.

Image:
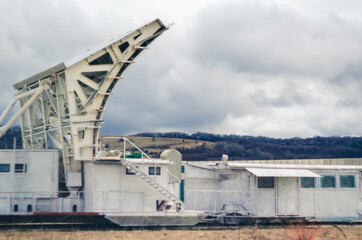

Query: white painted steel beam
<box><xmin>6</xmin><ymin>19</ymin><xmax>170</xmax><ymax>190</ymax></box>
<box><xmin>0</xmin><ymin>85</ymin><xmax>46</xmax><ymax>138</ymax></box>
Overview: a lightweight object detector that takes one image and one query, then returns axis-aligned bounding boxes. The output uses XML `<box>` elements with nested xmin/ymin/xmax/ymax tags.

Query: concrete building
<box><xmin>0</xmin><ymin>150</ymin><xmax>58</xmax><ymax>213</ymax></box>
<box><xmin>184</xmin><ymin>161</ymin><xmax>362</xmax><ymax>223</ymax></box>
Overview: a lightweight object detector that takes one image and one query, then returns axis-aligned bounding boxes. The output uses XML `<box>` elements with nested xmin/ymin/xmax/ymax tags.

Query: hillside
<box><xmin>101</xmin><ymin>135</ymin><xmax>213</xmax><ymax>157</ymax></box>
<box><xmin>0</xmin><ymin>126</ymin><xmax>22</xmax><ymax>149</ymax></box>
<box><xmin>129</xmin><ymin>132</ymin><xmax>362</xmax><ymax>161</ymax></box>
<box><xmin>1</xmin><ymin>127</ymin><xmax>362</xmax><ymax>161</ymax></box>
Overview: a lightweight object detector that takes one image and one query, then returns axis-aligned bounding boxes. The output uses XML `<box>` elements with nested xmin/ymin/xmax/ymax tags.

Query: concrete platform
<box><xmin>105</xmin><ymin>211</ymin><xmax>205</xmax><ymax>226</ymax></box>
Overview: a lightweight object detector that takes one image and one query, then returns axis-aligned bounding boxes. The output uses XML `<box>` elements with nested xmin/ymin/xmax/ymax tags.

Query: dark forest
<box><xmin>135</xmin><ymin>132</ymin><xmax>362</xmax><ymax>161</ymax></box>
<box><xmin>2</xmin><ymin>128</ymin><xmax>362</xmax><ymax>161</ymax></box>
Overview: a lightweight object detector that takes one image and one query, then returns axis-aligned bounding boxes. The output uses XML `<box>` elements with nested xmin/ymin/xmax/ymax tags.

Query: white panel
<box><xmin>67</xmin><ymin>171</ymin><xmax>82</xmax><ymax>187</ymax></box>
<box><xmin>0</xmin><ymin>198</ymin><xmax>8</xmax><ymax>213</ymax></box>
<box><xmin>246</xmin><ymin>168</ymin><xmax>320</xmax><ymax>177</ymax></box>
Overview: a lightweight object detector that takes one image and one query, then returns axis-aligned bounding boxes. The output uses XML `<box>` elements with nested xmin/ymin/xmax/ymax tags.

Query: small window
<box><xmin>15</xmin><ymin>164</ymin><xmax>27</xmax><ymax>173</ymax></box>
<box><xmin>340</xmin><ymin>175</ymin><xmax>355</xmax><ymax>188</ymax></box>
<box><xmin>78</xmin><ymin>130</ymin><xmax>85</xmax><ymax>139</ymax></box>
<box><xmin>72</xmin><ymin>205</ymin><xmax>77</xmax><ymax>212</ymax></box>
<box><xmin>149</xmin><ymin>166</ymin><xmax>161</xmax><ymax>176</ymax></box>
<box><xmin>301</xmin><ymin>177</ymin><xmax>315</xmax><ymax>188</ymax></box>
<box><xmin>320</xmin><ymin>175</ymin><xmax>336</xmax><ymax>188</ymax></box>
<box><xmin>27</xmin><ymin>204</ymin><xmax>32</xmax><ymax>212</ymax></box>
<box><xmin>13</xmin><ymin>204</ymin><xmax>18</xmax><ymax>212</ymax></box>
<box><xmin>258</xmin><ymin>177</ymin><xmax>274</xmax><ymax>188</ymax></box>
<box><xmin>126</xmin><ymin>167</ymin><xmax>137</xmax><ymax>175</ymax></box>
<box><xmin>0</xmin><ymin>164</ymin><xmax>10</xmax><ymax>173</ymax></box>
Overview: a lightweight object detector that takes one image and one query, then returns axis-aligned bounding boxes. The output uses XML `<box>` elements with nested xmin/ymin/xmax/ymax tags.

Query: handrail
<box><xmin>122</xmin><ymin>161</ymin><xmax>182</xmax><ymax>204</ymax></box>
<box><xmin>101</xmin><ymin>136</ymin><xmax>182</xmax><ymax>184</ymax></box>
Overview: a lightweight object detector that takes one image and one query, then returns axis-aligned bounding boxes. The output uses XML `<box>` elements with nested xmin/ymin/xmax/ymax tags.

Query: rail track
<box><xmin>0</xmin><ymin>216</ymin><xmax>360</xmax><ymax>231</ymax></box>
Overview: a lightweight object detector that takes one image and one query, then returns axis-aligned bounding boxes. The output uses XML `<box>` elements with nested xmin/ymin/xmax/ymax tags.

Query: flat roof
<box><xmin>246</xmin><ymin>168</ymin><xmax>320</xmax><ymax>177</ymax></box>
<box><xmin>0</xmin><ymin>149</ymin><xmax>59</xmax><ymax>152</ymax></box>
<box><xmin>185</xmin><ymin>162</ymin><xmax>362</xmax><ymax>170</ymax></box>
<box><xmin>185</xmin><ymin>158</ymin><xmax>362</xmax><ymax>166</ymax></box>
<box><xmin>227</xmin><ymin>162</ymin><xmax>362</xmax><ymax>170</ymax></box>
<box><xmin>96</xmin><ymin>157</ymin><xmax>173</xmax><ymax>165</ymax></box>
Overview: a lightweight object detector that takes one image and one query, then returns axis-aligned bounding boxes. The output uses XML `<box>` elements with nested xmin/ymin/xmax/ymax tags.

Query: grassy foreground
<box><xmin>0</xmin><ymin>225</ymin><xmax>361</xmax><ymax>240</ymax></box>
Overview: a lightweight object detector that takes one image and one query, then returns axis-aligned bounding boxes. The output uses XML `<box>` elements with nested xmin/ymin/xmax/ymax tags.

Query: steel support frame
<box><xmin>5</xmin><ymin>20</ymin><xmax>169</xmax><ymax>189</ymax></box>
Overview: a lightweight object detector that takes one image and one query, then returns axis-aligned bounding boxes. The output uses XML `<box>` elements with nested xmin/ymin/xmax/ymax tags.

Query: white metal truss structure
<box><xmin>0</xmin><ymin>19</ymin><xmax>169</xmax><ymax>189</ymax></box>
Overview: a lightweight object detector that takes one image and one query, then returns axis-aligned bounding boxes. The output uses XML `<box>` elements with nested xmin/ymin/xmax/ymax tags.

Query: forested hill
<box><xmin>1</xmin><ymin>128</ymin><xmax>362</xmax><ymax>161</ymax></box>
<box><xmin>0</xmin><ymin>126</ymin><xmax>22</xmax><ymax>149</ymax></box>
<box><xmin>134</xmin><ymin>132</ymin><xmax>362</xmax><ymax>161</ymax></box>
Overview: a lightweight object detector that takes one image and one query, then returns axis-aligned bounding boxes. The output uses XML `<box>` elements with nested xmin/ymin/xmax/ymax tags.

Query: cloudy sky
<box><xmin>1</xmin><ymin>0</ymin><xmax>362</xmax><ymax>138</ymax></box>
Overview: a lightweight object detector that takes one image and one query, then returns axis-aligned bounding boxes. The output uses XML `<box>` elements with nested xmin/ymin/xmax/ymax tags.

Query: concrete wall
<box><xmin>184</xmin><ymin>164</ymin><xmax>362</xmax><ymax>221</ymax></box>
<box><xmin>0</xmin><ymin>150</ymin><xmax>59</xmax><ymax>213</ymax></box>
<box><xmin>83</xmin><ymin>161</ymin><xmax>176</xmax><ymax>213</ymax></box>
<box><xmin>300</xmin><ymin>170</ymin><xmax>361</xmax><ymax>221</ymax></box>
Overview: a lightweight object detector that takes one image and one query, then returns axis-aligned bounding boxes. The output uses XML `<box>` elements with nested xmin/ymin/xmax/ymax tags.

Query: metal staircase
<box><xmin>117</xmin><ymin>137</ymin><xmax>183</xmax><ymax>211</ymax></box>
<box><xmin>121</xmin><ymin>160</ymin><xmax>183</xmax><ymax>209</ymax></box>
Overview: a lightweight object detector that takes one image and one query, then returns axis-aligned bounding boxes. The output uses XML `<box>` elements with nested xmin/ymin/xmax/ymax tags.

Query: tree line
<box><xmin>0</xmin><ymin>126</ymin><xmax>22</xmax><ymax>149</ymax></box>
<box><xmin>2</xmin><ymin>128</ymin><xmax>362</xmax><ymax>161</ymax></box>
<box><xmin>134</xmin><ymin>132</ymin><xmax>362</xmax><ymax>161</ymax></box>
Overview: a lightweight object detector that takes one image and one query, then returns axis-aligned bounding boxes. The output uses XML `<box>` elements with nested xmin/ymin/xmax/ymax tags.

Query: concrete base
<box><xmin>105</xmin><ymin>211</ymin><xmax>205</xmax><ymax>226</ymax></box>
<box><xmin>0</xmin><ymin>212</ymin><xmax>110</xmax><ymax>227</ymax></box>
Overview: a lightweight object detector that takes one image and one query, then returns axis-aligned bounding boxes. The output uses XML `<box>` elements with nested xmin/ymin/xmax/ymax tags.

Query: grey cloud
<box><xmin>1</xmin><ymin>0</ymin><xmax>362</xmax><ymax>138</ymax></box>
<box><xmin>109</xmin><ymin>1</ymin><xmax>362</xmax><ymax>137</ymax></box>
<box><xmin>250</xmin><ymin>80</ymin><xmax>316</xmax><ymax>108</ymax></box>
<box><xmin>0</xmin><ymin>0</ymin><xmax>133</xmax><ymax>92</ymax></box>
<box><xmin>331</xmin><ymin>62</ymin><xmax>362</xmax><ymax>85</ymax></box>
<box><xmin>192</xmin><ymin>1</ymin><xmax>362</xmax><ymax>79</ymax></box>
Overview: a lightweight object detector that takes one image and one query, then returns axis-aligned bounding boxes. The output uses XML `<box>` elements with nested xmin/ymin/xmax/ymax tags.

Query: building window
<box><xmin>149</xmin><ymin>166</ymin><xmax>161</xmax><ymax>176</ymax></box>
<box><xmin>0</xmin><ymin>164</ymin><xmax>10</xmax><ymax>173</ymax></box>
<box><xmin>78</xmin><ymin>130</ymin><xmax>85</xmax><ymax>139</ymax></box>
<box><xmin>126</xmin><ymin>166</ymin><xmax>138</xmax><ymax>175</ymax></box>
<box><xmin>15</xmin><ymin>164</ymin><xmax>27</xmax><ymax>173</ymax></box>
<box><xmin>258</xmin><ymin>177</ymin><xmax>274</xmax><ymax>188</ymax></box>
<box><xmin>13</xmin><ymin>204</ymin><xmax>18</xmax><ymax>212</ymax></box>
<box><xmin>27</xmin><ymin>204</ymin><xmax>32</xmax><ymax>212</ymax></box>
<box><xmin>340</xmin><ymin>175</ymin><xmax>355</xmax><ymax>188</ymax></box>
<box><xmin>320</xmin><ymin>175</ymin><xmax>336</xmax><ymax>188</ymax></box>
<box><xmin>301</xmin><ymin>177</ymin><xmax>315</xmax><ymax>188</ymax></box>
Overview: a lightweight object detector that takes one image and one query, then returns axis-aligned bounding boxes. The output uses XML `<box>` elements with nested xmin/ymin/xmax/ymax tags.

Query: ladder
<box><xmin>121</xmin><ymin>159</ymin><xmax>183</xmax><ymax>210</ymax></box>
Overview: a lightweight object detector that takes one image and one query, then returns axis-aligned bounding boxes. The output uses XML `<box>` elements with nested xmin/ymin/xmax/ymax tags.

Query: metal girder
<box><xmin>4</xmin><ymin>19</ymin><xmax>169</xmax><ymax>188</ymax></box>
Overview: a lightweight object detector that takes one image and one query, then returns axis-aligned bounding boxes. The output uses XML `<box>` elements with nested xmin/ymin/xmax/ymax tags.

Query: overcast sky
<box><xmin>1</xmin><ymin>0</ymin><xmax>362</xmax><ymax>138</ymax></box>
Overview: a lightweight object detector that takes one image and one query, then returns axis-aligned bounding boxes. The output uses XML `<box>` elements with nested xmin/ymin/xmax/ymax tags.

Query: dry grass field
<box><xmin>101</xmin><ymin>135</ymin><xmax>214</xmax><ymax>156</ymax></box>
<box><xmin>0</xmin><ymin>225</ymin><xmax>361</xmax><ymax>240</ymax></box>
